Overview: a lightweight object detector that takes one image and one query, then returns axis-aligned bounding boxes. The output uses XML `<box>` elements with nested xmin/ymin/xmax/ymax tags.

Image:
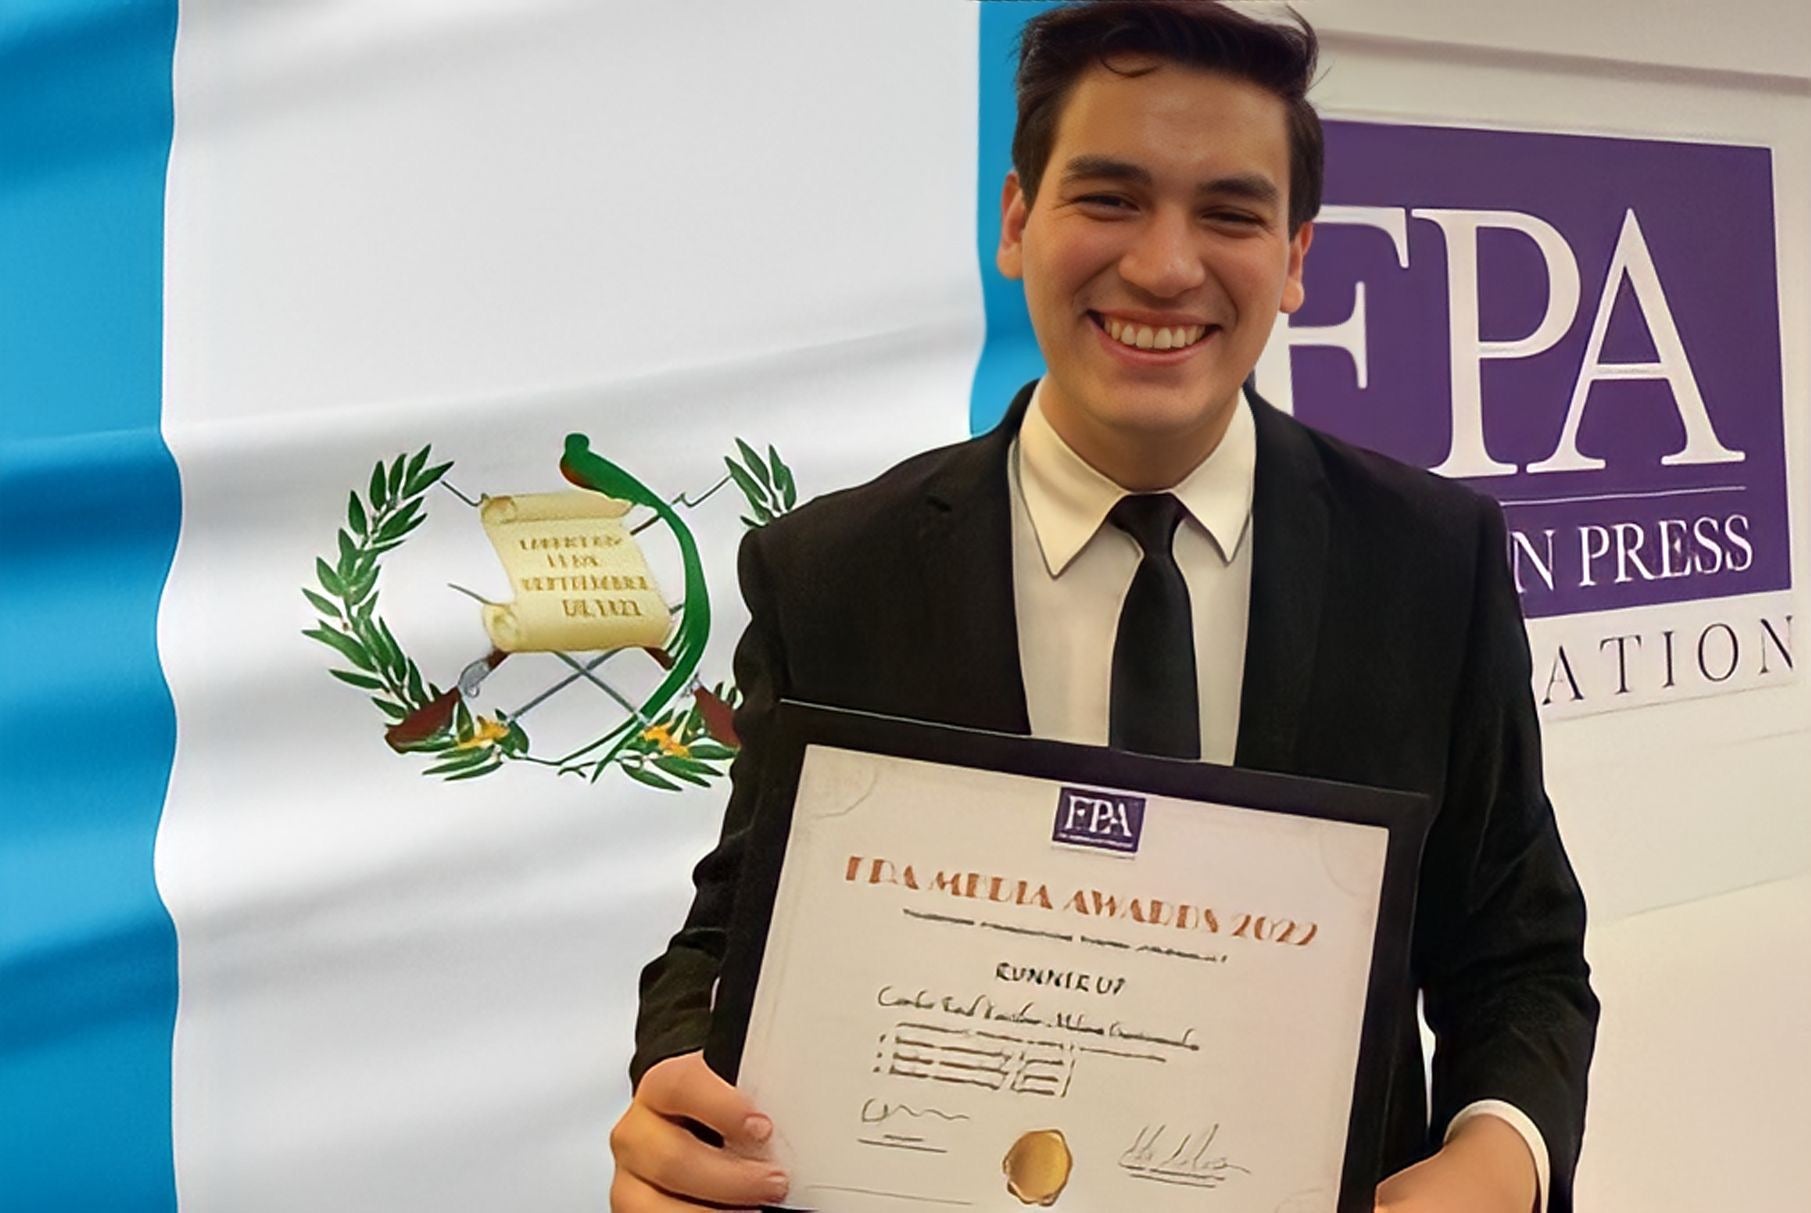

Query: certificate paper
<box><xmin>709</xmin><ymin>705</ymin><xmax>1427</xmax><ymax>1213</ymax></box>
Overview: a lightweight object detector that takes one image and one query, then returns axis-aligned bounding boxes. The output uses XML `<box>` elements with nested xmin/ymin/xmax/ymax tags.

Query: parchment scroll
<box><xmin>476</xmin><ymin>491</ymin><xmax>670</xmax><ymax>652</ymax></box>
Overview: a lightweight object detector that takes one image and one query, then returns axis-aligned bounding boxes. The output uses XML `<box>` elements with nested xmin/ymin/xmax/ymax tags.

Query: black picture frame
<box><xmin>707</xmin><ymin>700</ymin><xmax>1430</xmax><ymax>1213</ymax></box>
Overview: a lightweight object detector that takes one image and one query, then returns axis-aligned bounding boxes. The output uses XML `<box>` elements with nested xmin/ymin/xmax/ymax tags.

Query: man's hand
<box><xmin>609</xmin><ymin>1051</ymin><xmax>789</xmax><ymax>1211</ymax></box>
<box><xmin>1375</xmin><ymin>1114</ymin><xmax>1539</xmax><ymax>1213</ymax></box>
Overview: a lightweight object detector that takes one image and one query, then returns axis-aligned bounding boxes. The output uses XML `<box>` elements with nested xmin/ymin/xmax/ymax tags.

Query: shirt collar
<box><xmin>1017</xmin><ymin>377</ymin><xmax>1257</xmax><ymax>577</ymax></box>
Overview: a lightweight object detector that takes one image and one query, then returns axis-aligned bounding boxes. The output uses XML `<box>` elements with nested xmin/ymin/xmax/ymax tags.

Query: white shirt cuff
<box><xmin>1445</xmin><ymin>1100</ymin><xmax>1549</xmax><ymax>1213</ymax></box>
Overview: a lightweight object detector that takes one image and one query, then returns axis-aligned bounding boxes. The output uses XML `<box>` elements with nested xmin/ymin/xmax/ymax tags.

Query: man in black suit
<box><xmin>609</xmin><ymin>4</ymin><xmax>1597</xmax><ymax>1211</ymax></box>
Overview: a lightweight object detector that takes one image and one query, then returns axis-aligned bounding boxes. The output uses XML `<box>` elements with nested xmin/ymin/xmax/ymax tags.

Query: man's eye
<box><xmin>1207</xmin><ymin>211</ymin><xmax>1261</xmax><ymax>226</ymax></box>
<box><xmin>1078</xmin><ymin>194</ymin><xmax>1131</xmax><ymax>209</ymax></box>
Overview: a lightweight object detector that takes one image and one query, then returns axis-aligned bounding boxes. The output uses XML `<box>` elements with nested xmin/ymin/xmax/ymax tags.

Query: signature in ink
<box><xmin>1119</xmin><ymin>1123</ymin><xmax>1251</xmax><ymax>1188</ymax></box>
<box><xmin>860</xmin><ymin>1098</ymin><xmax>971</xmax><ymax>1126</ymax></box>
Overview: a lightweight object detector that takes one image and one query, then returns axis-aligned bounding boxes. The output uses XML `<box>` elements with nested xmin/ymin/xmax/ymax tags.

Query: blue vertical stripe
<box><xmin>970</xmin><ymin>2</ymin><xmax>1062</xmax><ymax>435</ymax></box>
<box><xmin>0</xmin><ymin>1</ymin><xmax>181</xmax><ymax>1207</ymax></box>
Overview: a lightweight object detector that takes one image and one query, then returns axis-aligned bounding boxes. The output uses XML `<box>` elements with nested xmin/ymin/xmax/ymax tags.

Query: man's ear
<box><xmin>1279</xmin><ymin>218</ymin><xmax>1314</xmax><ymax>314</ymax></box>
<box><xmin>996</xmin><ymin>171</ymin><xmax>1028</xmax><ymax>281</ymax></box>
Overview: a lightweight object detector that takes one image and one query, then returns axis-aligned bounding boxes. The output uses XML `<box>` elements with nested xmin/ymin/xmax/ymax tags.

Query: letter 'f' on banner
<box><xmin>1254</xmin><ymin>205</ymin><xmax>1409</xmax><ymax>415</ymax></box>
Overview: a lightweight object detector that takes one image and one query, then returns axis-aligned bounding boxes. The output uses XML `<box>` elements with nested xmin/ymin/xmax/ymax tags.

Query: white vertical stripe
<box><xmin>158</xmin><ymin>3</ymin><xmax>981</xmax><ymax>1208</ymax></box>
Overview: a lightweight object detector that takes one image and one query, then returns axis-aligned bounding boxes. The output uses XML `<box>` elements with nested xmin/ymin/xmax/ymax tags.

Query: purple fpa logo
<box><xmin>1053</xmin><ymin>787</ymin><xmax>1145</xmax><ymax>854</ymax></box>
<box><xmin>1257</xmin><ymin>121</ymin><xmax>1790</xmax><ymax>620</ymax></box>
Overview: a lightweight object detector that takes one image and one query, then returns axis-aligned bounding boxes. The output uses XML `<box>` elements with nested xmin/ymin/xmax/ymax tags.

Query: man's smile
<box><xmin>1086</xmin><ymin>309</ymin><xmax>1221</xmax><ymax>361</ymax></box>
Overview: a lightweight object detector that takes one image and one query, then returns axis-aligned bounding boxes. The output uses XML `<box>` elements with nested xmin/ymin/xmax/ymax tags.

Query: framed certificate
<box><xmin>708</xmin><ymin>702</ymin><xmax>1429</xmax><ymax>1213</ymax></box>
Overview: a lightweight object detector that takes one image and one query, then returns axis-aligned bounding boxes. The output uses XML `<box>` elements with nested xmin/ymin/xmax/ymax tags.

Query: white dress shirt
<box><xmin>1009</xmin><ymin>378</ymin><xmax>1254</xmax><ymax>759</ymax></box>
<box><xmin>1006</xmin><ymin>379</ymin><xmax>1550</xmax><ymax>1211</ymax></box>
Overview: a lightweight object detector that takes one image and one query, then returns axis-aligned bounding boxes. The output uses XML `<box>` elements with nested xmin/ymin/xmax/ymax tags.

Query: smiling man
<box><xmin>611</xmin><ymin>4</ymin><xmax>1597</xmax><ymax>1212</ymax></box>
<box><xmin>1004</xmin><ymin>64</ymin><xmax>1309</xmax><ymax>494</ymax></box>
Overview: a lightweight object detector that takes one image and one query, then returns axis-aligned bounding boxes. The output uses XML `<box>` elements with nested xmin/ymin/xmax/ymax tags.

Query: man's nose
<box><xmin>1118</xmin><ymin>206</ymin><xmax>1208</xmax><ymax>298</ymax></box>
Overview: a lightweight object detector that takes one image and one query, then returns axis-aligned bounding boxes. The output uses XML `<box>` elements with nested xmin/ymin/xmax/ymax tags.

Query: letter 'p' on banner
<box><xmin>1253</xmin><ymin>120</ymin><xmax>1796</xmax><ymax>717</ymax></box>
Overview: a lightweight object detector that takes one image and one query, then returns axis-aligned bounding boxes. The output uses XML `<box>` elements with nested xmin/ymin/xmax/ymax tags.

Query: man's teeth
<box><xmin>1102</xmin><ymin>316</ymin><xmax>1209</xmax><ymax>350</ymax></box>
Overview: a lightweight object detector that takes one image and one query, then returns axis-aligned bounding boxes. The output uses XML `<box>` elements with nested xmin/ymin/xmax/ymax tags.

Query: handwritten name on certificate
<box><xmin>732</xmin><ymin>745</ymin><xmax>1392</xmax><ymax>1212</ymax></box>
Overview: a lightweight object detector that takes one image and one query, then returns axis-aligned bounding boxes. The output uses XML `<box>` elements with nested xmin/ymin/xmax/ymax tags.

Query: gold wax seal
<box><xmin>1002</xmin><ymin>1129</ymin><xmax>1072</xmax><ymax>1206</ymax></box>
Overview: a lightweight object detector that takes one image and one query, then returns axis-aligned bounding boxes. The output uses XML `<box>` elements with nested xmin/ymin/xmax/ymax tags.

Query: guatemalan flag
<box><xmin>4</xmin><ymin>3</ymin><xmax>998</xmax><ymax>1206</ymax></box>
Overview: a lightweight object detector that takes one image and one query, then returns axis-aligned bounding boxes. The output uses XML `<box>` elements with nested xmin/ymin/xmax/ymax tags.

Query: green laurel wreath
<box><xmin>614</xmin><ymin>680</ymin><xmax>743</xmax><ymax>792</ymax></box>
<box><xmin>304</xmin><ymin>439</ymin><xmax>794</xmax><ymax>788</ymax></box>
<box><xmin>724</xmin><ymin>438</ymin><xmax>797</xmax><ymax>528</ymax></box>
<box><xmin>302</xmin><ymin>445</ymin><xmax>533</xmax><ymax>780</ymax></box>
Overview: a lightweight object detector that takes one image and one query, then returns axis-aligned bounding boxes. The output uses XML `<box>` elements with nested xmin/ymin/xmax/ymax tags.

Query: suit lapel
<box><xmin>1235</xmin><ymin>390</ymin><xmax>1331</xmax><ymax>774</ymax></box>
<box><xmin>911</xmin><ymin>380</ymin><xmax>1036</xmax><ymax>735</ymax></box>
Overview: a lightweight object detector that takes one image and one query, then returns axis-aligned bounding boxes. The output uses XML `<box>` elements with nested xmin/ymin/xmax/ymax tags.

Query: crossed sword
<box><xmin>383</xmin><ymin>642</ymin><xmax>687</xmax><ymax>752</ymax></box>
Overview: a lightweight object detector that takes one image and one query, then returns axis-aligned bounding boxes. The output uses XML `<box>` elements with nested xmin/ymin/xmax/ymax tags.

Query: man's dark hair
<box><xmin>1011</xmin><ymin>0</ymin><xmax>1323</xmax><ymax>234</ymax></box>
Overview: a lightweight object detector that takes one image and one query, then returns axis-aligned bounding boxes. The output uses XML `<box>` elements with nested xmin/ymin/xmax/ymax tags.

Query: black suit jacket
<box><xmin>632</xmin><ymin>380</ymin><xmax>1599</xmax><ymax>1208</ymax></box>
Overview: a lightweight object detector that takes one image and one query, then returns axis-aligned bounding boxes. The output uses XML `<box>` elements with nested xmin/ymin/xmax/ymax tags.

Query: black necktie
<box><xmin>1107</xmin><ymin>493</ymin><xmax>1199</xmax><ymax>759</ymax></box>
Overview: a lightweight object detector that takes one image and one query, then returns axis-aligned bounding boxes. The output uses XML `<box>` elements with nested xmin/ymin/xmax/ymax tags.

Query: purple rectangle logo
<box><xmin>1053</xmin><ymin>787</ymin><xmax>1145</xmax><ymax>854</ymax></box>
<box><xmin>1266</xmin><ymin>121</ymin><xmax>1790</xmax><ymax>619</ymax></box>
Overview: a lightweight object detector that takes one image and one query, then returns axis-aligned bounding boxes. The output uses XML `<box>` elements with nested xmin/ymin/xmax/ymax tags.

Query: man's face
<box><xmin>998</xmin><ymin>58</ymin><xmax>1312</xmax><ymax>470</ymax></box>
